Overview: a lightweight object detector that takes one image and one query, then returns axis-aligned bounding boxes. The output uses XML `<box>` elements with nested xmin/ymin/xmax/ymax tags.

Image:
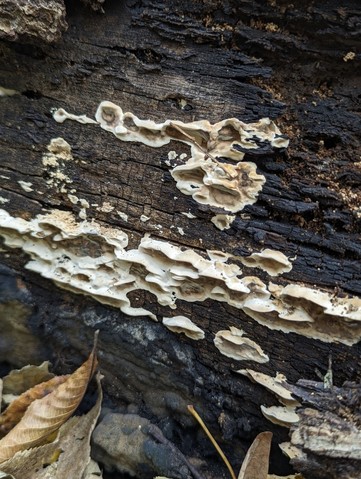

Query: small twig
<box><xmin>187</xmin><ymin>405</ymin><xmax>236</xmax><ymax>479</ymax></box>
<box><xmin>147</xmin><ymin>424</ymin><xmax>206</xmax><ymax>479</ymax></box>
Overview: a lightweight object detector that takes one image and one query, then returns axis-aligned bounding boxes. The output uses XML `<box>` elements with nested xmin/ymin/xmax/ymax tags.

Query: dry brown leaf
<box><xmin>238</xmin><ymin>432</ymin><xmax>272</xmax><ymax>479</ymax></box>
<box><xmin>48</xmin><ymin>372</ymin><xmax>102</xmax><ymax>479</ymax></box>
<box><xmin>0</xmin><ymin>375</ymin><xmax>69</xmax><ymax>437</ymax></box>
<box><xmin>0</xmin><ymin>334</ymin><xmax>98</xmax><ymax>464</ymax></box>
<box><xmin>2</xmin><ymin>363</ymin><xmax>54</xmax><ymax>396</ymax></box>
<box><xmin>0</xmin><ymin>372</ymin><xmax>102</xmax><ymax>479</ymax></box>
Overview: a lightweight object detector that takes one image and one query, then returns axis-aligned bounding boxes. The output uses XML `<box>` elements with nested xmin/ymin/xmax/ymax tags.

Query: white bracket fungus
<box><xmin>53</xmin><ymin>101</ymin><xmax>289</xmax><ymax>214</ymax></box>
<box><xmin>171</xmin><ymin>156</ymin><xmax>265</xmax><ymax>213</ymax></box>
<box><xmin>242</xmin><ymin>281</ymin><xmax>361</xmax><ymax>345</ymax></box>
<box><xmin>0</xmin><ymin>209</ymin><xmax>248</xmax><ymax>320</ymax></box>
<box><xmin>0</xmin><ymin>209</ymin><xmax>360</xmax><ymax>345</ymax></box>
<box><xmin>239</xmin><ymin>369</ymin><xmax>299</xmax><ymax>428</ymax></box>
<box><xmin>240</xmin><ymin>249</ymin><xmax>293</xmax><ymax>276</ymax></box>
<box><xmin>17</xmin><ymin>181</ymin><xmax>34</xmax><ymax>193</ymax></box>
<box><xmin>214</xmin><ymin>326</ymin><xmax>269</xmax><ymax>363</ymax></box>
<box><xmin>52</xmin><ymin>108</ymin><xmax>97</xmax><ymax>125</ymax></box>
<box><xmin>279</xmin><ymin>442</ymin><xmax>305</xmax><ymax>462</ymax></box>
<box><xmin>162</xmin><ymin>316</ymin><xmax>205</xmax><ymax>340</ymax></box>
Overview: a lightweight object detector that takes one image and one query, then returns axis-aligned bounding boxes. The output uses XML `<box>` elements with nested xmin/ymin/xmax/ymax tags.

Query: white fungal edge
<box><xmin>214</xmin><ymin>326</ymin><xmax>269</xmax><ymax>363</ymax></box>
<box><xmin>238</xmin><ymin>368</ymin><xmax>300</xmax><ymax>429</ymax></box>
<box><xmin>52</xmin><ymin>101</ymin><xmax>289</xmax><ymax>214</ymax></box>
<box><xmin>16</xmin><ymin>181</ymin><xmax>33</xmax><ymax>193</ymax></box>
<box><xmin>162</xmin><ymin>316</ymin><xmax>205</xmax><ymax>340</ymax></box>
<box><xmin>0</xmin><ymin>86</ymin><xmax>19</xmax><ymax>97</ymax></box>
<box><xmin>240</xmin><ymin>248</ymin><xmax>293</xmax><ymax>276</ymax></box>
<box><xmin>260</xmin><ymin>405</ymin><xmax>299</xmax><ymax>428</ymax></box>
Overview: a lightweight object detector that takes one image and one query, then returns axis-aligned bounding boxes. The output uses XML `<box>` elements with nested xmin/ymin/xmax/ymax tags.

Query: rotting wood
<box><xmin>0</xmin><ymin>1</ymin><xmax>360</xmax><ymax>478</ymax></box>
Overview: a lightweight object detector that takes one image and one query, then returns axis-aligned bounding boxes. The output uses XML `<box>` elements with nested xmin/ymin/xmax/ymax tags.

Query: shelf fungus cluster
<box><xmin>53</xmin><ymin>101</ymin><xmax>289</xmax><ymax>215</ymax></box>
<box><xmin>0</xmin><ymin>209</ymin><xmax>360</xmax><ymax>346</ymax></box>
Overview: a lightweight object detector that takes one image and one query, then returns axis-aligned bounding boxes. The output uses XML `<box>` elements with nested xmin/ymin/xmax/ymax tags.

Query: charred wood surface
<box><xmin>0</xmin><ymin>1</ymin><xmax>360</xmax><ymax>478</ymax></box>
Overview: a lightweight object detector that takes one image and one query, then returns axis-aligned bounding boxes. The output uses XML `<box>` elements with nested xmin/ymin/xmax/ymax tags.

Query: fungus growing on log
<box><xmin>171</xmin><ymin>157</ymin><xmax>265</xmax><ymax>213</ymax></box>
<box><xmin>53</xmin><ymin>101</ymin><xmax>288</xmax><ymax>214</ymax></box>
<box><xmin>211</xmin><ymin>214</ymin><xmax>235</xmax><ymax>230</ymax></box>
<box><xmin>0</xmin><ymin>208</ymin><xmax>360</xmax><ymax>345</ymax></box>
<box><xmin>237</xmin><ymin>369</ymin><xmax>300</xmax><ymax>407</ymax></box>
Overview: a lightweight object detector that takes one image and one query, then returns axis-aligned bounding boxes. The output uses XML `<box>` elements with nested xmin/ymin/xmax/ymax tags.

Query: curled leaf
<box><xmin>238</xmin><ymin>432</ymin><xmax>272</xmax><ymax>479</ymax></box>
<box><xmin>0</xmin><ymin>334</ymin><xmax>98</xmax><ymax>463</ymax></box>
<box><xmin>0</xmin><ymin>372</ymin><xmax>103</xmax><ymax>479</ymax></box>
<box><xmin>0</xmin><ymin>375</ymin><xmax>69</xmax><ymax>437</ymax></box>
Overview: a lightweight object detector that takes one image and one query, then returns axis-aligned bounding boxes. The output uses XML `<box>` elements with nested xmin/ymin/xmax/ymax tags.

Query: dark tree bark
<box><xmin>0</xmin><ymin>1</ymin><xmax>360</xmax><ymax>478</ymax></box>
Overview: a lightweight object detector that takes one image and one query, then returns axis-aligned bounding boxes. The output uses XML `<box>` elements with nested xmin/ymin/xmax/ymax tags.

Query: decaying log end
<box><xmin>286</xmin><ymin>379</ymin><xmax>361</xmax><ymax>479</ymax></box>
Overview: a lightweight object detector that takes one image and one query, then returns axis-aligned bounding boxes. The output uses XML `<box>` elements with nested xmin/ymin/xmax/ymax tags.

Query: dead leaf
<box><xmin>0</xmin><ymin>334</ymin><xmax>98</xmax><ymax>464</ymax></box>
<box><xmin>238</xmin><ymin>432</ymin><xmax>272</xmax><ymax>479</ymax></box>
<box><xmin>2</xmin><ymin>363</ymin><xmax>54</xmax><ymax>396</ymax></box>
<box><xmin>0</xmin><ymin>375</ymin><xmax>69</xmax><ymax>437</ymax></box>
<box><xmin>0</xmin><ymin>372</ymin><xmax>102</xmax><ymax>479</ymax></box>
<box><xmin>47</xmin><ymin>372</ymin><xmax>102</xmax><ymax>479</ymax></box>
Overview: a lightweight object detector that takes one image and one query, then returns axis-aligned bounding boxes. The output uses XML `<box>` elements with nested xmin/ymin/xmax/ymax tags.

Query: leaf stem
<box><xmin>188</xmin><ymin>405</ymin><xmax>236</xmax><ymax>479</ymax></box>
